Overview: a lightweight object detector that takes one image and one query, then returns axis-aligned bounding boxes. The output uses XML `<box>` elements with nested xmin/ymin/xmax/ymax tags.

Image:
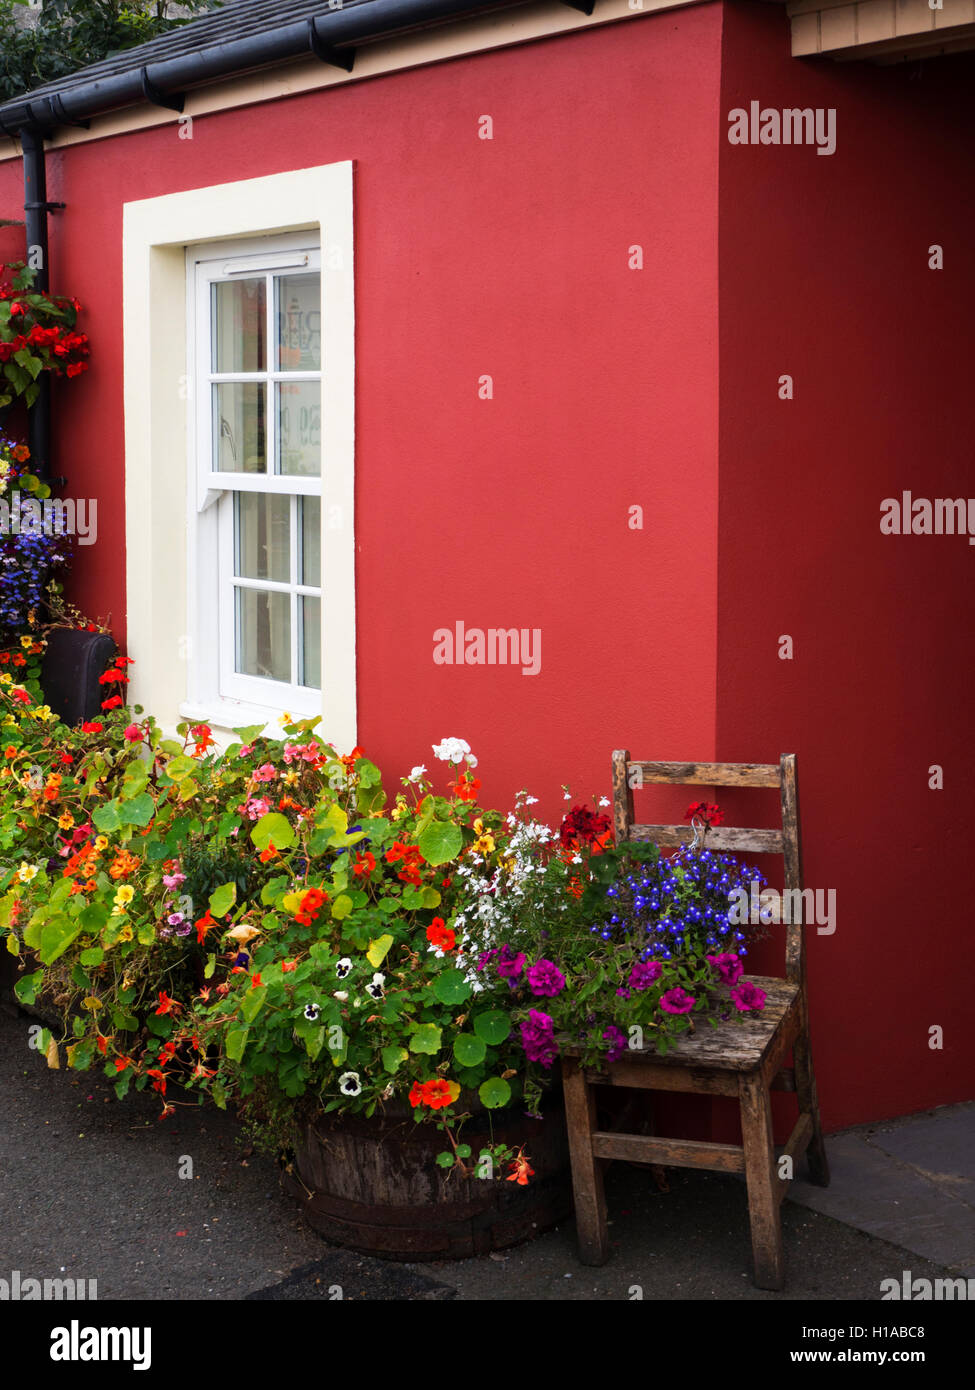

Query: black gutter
<box><xmin>0</xmin><ymin>0</ymin><xmax>553</xmax><ymax>136</ymax></box>
<box><xmin>20</xmin><ymin>128</ymin><xmax>64</xmax><ymax>482</ymax></box>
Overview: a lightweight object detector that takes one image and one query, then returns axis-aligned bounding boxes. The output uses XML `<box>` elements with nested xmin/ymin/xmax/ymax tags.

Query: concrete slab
<box><xmin>789</xmin><ymin>1105</ymin><xmax>975</xmax><ymax>1275</ymax></box>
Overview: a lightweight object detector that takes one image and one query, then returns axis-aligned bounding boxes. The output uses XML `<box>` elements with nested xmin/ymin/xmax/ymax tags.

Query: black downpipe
<box><xmin>20</xmin><ymin>127</ymin><xmax>52</xmax><ymax>482</ymax></box>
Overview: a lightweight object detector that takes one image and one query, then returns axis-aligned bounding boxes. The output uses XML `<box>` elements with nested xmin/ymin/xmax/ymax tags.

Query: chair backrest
<box><xmin>610</xmin><ymin>751</ymin><xmax>805</xmax><ymax>985</ymax></box>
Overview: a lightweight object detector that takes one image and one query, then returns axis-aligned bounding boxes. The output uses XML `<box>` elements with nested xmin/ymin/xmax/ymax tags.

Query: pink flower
<box><xmin>238</xmin><ymin>745</ymin><xmax>253</xmax><ymax>757</ymax></box>
<box><xmin>252</xmin><ymin>763</ymin><xmax>277</xmax><ymax>783</ymax></box>
<box><xmin>162</xmin><ymin>871</ymin><xmax>185</xmax><ymax>890</ymax></box>
<box><xmin>730</xmin><ymin>980</ymin><xmax>767</xmax><ymax>1013</ymax></box>
<box><xmin>245</xmin><ymin>797</ymin><xmax>271</xmax><ymax>820</ymax></box>
<box><xmin>123</xmin><ymin>723</ymin><xmax>142</xmax><ymax>742</ymax></box>
<box><xmin>707</xmin><ymin>952</ymin><xmax>743</xmax><ymax>986</ymax></box>
<box><xmin>659</xmin><ymin>986</ymin><xmax>695</xmax><ymax>1015</ymax></box>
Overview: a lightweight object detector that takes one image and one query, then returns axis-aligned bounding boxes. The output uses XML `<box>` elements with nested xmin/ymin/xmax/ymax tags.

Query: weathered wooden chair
<box><xmin>561</xmin><ymin>752</ymin><xmax>829</xmax><ymax>1289</ymax></box>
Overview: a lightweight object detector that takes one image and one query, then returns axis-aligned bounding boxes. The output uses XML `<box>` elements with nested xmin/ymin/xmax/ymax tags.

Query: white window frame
<box><xmin>188</xmin><ymin>234</ymin><xmax>323</xmax><ymax>718</ymax></box>
<box><xmin>122</xmin><ymin>163</ymin><xmax>356</xmax><ymax>749</ymax></box>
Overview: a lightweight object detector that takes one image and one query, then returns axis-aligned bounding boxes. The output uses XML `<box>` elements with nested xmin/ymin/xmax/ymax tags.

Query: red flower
<box><xmin>281</xmin><ymin>960</ymin><xmax>297</xmax><ymax>973</ymax></box>
<box><xmin>426</xmin><ymin>918</ymin><xmax>456</xmax><ymax>952</ymax></box>
<box><xmin>96</xmin><ymin>1035</ymin><xmax>108</xmax><ymax>1055</ymax></box>
<box><xmin>409</xmin><ymin>1079</ymin><xmax>454</xmax><ymax>1111</ymax></box>
<box><xmin>146</xmin><ymin>1068</ymin><xmax>168</xmax><ymax>1096</ymax></box>
<box><xmin>353</xmin><ymin>850</ymin><xmax>376</xmax><ymax>879</ymax></box>
<box><xmin>559</xmin><ymin>804</ymin><xmax>611</xmax><ymax>847</ymax></box>
<box><xmin>80</xmin><ymin>720</ymin><xmax>103</xmax><ymax>733</ymax></box>
<box><xmin>101</xmin><ymin>695</ymin><xmax>124</xmax><ymax>711</ymax></box>
<box><xmin>154</xmin><ymin>991</ymin><xmax>177</xmax><ymax>1015</ymax></box>
<box><xmin>115</xmin><ymin>1056</ymin><xmax>133</xmax><ymax>1073</ymax></box>
<box><xmin>449</xmin><ymin>774</ymin><xmax>481</xmax><ymax>803</ymax></box>
<box><xmin>195</xmin><ymin>909</ymin><xmax>214</xmax><ymax>945</ymax></box>
<box><xmin>684</xmin><ymin>801</ymin><xmax>724</xmax><ymax>828</ymax></box>
<box><xmin>250</xmin><ymin>973</ymin><xmax>262</xmax><ymax>988</ymax></box>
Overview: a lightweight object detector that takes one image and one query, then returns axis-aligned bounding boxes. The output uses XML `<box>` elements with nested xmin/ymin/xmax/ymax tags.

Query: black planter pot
<box><xmin>40</xmin><ymin>627</ymin><xmax>116</xmax><ymax>725</ymax></box>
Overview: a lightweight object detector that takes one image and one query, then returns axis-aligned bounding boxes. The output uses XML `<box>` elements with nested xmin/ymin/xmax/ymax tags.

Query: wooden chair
<box><xmin>561</xmin><ymin>752</ymin><xmax>830</xmax><ymax>1289</ymax></box>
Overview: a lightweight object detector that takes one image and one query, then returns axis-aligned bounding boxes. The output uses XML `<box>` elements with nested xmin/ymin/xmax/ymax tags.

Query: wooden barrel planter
<box><xmin>281</xmin><ymin>1097</ymin><xmax>571</xmax><ymax>1260</ymax></box>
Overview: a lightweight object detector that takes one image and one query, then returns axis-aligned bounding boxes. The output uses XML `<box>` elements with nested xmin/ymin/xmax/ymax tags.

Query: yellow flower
<box><xmin>114</xmin><ymin>885</ymin><xmax>135</xmax><ymax>905</ymax></box>
<box><xmin>16</xmin><ymin>862</ymin><xmax>38</xmax><ymax>882</ymax></box>
<box><xmin>278</xmin><ymin>711</ymin><xmax>294</xmax><ymax>726</ymax></box>
<box><xmin>473</xmin><ymin>830</ymin><xmax>495</xmax><ymax>855</ymax></box>
<box><xmin>391</xmin><ymin>799</ymin><xmax>409</xmax><ymax>822</ymax></box>
<box><xmin>58</xmin><ymin>811</ymin><xmax>74</xmax><ymax>830</ymax></box>
<box><xmin>19</xmin><ymin>636</ymin><xmax>32</xmax><ymax>650</ymax></box>
<box><xmin>94</xmin><ymin>835</ymin><xmax>108</xmax><ymax>852</ymax></box>
<box><xmin>0</xmin><ymin>675</ymin><xmax>11</xmax><ymax>687</ymax></box>
<box><xmin>2</xmin><ymin>714</ymin><xmax>14</xmax><ymax>726</ymax></box>
<box><xmin>283</xmin><ymin>769</ymin><xmax>299</xmax><ymax>785</ymax></box>
<box><xmin>117</xmin><ymin>923</ymin><xmax>133</xmax><ymax>942</ymax></box>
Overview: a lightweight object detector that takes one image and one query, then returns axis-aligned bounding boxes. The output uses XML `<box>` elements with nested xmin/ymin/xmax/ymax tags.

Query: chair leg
<box><xmin>739</xmin><ymin>1070</ymin><xmax>785</xmax><ymax>1290</ymax></box>
<box><xmin>561</xmin><ymin>1057</ymin><xmax>609</xmax><ymax>1265</ymax></box>
<box><xmin>793</xmin><ymin>1004</ymin><xmax>830</xmax><ymax>1187</ymax></box>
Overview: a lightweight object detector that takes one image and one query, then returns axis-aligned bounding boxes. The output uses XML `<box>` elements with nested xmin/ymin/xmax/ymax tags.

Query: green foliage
<box><xmin>0</xmin><ymin>2</ymin><xmax>218</xmax><ymax>104</ymax></box>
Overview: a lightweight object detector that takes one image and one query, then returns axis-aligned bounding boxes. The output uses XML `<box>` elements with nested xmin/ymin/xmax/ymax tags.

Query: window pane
<box><xmin>301</xmin><ymin>595</ymin><xmax>321</xmax><ymax>690</ymax></box>
<box><xmin>235</xmin><ymin>493</ymin><xmax>290</xmax><ymax>583</ymax></box>
<box><xmin>277</xmin><ymin>273</ymin><xmax>321</xmax><ymax>371</ymax></box>
<box><xmin>212</xmin><ymin>278</ymin><xmax>266</xmax><ymax>373</ymax></box>
<box><xmin>235</xmin><ymin>587</ymin><xmax>290</xmax><ymax>683</ymax></box>
<box><xmin>277</xmin><ymin>381</ymin><xmax>320</xmax><ymax>477</ymax></box>
<box><xmin>300</xmin><ymin>497</ymin><xmax>320</xmax><ymax>587</ymax></box>
<box><xmin>213</xmin><ymin>382</ymin><xmax>266</xmax><ymax>473</ymax></box>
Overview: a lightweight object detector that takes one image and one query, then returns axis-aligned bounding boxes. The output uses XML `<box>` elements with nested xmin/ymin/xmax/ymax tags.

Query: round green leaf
<box><xmin>478</xmin><ymin>1077</ymin><xmax>512</xmax><ymax>1110</ymax></box>
<box><xmin>453</xmin><ymin>1033</ymin><xmax>487</xmax><ymax>1067</ymax></box>
<box><xmin>408</xmin><ymin>1023</ymin><xmax>443</xmax><ymax>1055</ymax></box>
<box><xmin>432</xmin><ymin>969</ymin><xmax>471</xmax><ymax>1006</ymax></box>
<box><xmin>473</xmin><ymin>1010</ymin><xmax>511</xmax><ymax>1046</ymax></box>
<box><xmin>251</xmin><ymin>811</ymin><xmax>295</xmax><ymax>852</ymax></box>
<box><xmin>417</xmin><ymin>820</ymin><xmax>463</xmax><ymax>867</ymax></box>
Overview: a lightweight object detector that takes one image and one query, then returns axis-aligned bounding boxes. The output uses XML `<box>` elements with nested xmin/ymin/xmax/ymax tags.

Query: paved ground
<box><xmin>1</xmin><ymin>1005</ymin><xmax>972</xmax><ymax>1301</ymax></box>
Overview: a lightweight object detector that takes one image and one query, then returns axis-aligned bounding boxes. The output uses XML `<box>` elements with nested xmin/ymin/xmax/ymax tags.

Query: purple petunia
<box><xmin>602</xmin><ymin>1025</ymin><xmax>629</xmax><ymax>1062</ymax></box>
<box><xmin>730</xmin><ymin>980</ymin><xmax>767</xmax><ymax>1013</ymax></box>
<box><xmin>526</xmin><ymin>958</ymin><xmax>566</xmax><ymax>998</ymax></box>
<box><xmin>659</xmin><ymin>986</ymin><xmax>696</xmax><ymax>1015</ymax></box>
<box><xmin>520</xmin><ymin>1010</ymin><xmax>559</xmax><ymax>1068</ymax></box>
<box><xmin>707</xmin><ymin>952</ymin><xmax>743</xmax><ymax>986</ymax></box>
<box><xmin>629</xmin><ymin>960</ymin><xmax>663</xmax><ymax>991</ymax></box>
<box><xmin>496</xmin><ymin>944</ymin><xmax>526</xmax><ymax>987</ymax></box>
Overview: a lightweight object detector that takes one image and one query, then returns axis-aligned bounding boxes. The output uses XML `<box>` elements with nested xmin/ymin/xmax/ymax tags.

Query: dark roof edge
<box><xmin>0</xmin><ymin>0</ymin><xmax>543</xmax><ymax>137</ymax></box>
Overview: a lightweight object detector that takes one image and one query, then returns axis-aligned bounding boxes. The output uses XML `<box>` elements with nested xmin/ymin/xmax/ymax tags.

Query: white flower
<box><xmin>333</xmin><ymin>991</ymin><xmax>348</xmax><ymax>1002</ymax></box>
<box><xmin>599</xmin><ymin>797</ymin><xmax>610</xmax><ymax>807</ymax></box>
<box><xmin>432</xmin><ymin>736</ymin><xmax>475</xmax><ymax>766</ymax></box>
<box><xmin>371</xmin><ymin>972</ymin><xmax>385</xmax><ymax>987</ymax></box>
<box><xmin>303</xmin><ymin>1003</ymin><xmax>321</xmax><ymax>1021</ymax></box>
<box><xmin>563</xmin><ymin>791</ymin><xmax>572</xmax><ymax>801</ymax></box>
<box><xmin>335</xmin><ymin>957</ymin><xmax>353</xmax><ymax>979</ymax></box>
<box><xmin>16</xmin><ymin>862</ymin><xmax>39</xmax><ymax>883</ymax></box>
<box><xmin>525</xmin><ymin>796</ymin><xmax>538</xmax><ymax>805</ymax></box>
<box><xmin>365</xmin><ymin>974</ymin><xmax>384</xmax><ymax>1000</ymax></box>
<box><xmin>407</xmin><ymin>765</ymin><xmax>427</xmax><ymax>782</ymax></box>
<box><xmin>338</xmin><ymin>1072</ymin><xmax>361</xmax><ymax>1097</ymax></box>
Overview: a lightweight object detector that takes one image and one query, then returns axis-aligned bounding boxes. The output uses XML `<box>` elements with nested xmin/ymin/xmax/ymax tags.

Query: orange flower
<box><xmin>506</xmin><ymin>1155</ymin><xmax>535</xmax><ymax>1186</ymax></box>
<box><xmin>259</xmin><ymin>842</ymin><xmax>279</xmax><ymax>863</ymax></box>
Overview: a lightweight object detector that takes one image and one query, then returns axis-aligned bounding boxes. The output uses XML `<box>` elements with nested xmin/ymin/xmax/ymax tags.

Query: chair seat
<box><xmin>564</xmin><ymin>976</ymin><xmax>800</xmax><ymax>1075</ymax></box>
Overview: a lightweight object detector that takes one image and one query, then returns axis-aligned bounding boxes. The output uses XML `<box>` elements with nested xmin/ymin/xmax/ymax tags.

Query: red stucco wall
<box><xmin>0</xmin><ymin>4</ymin><xmax>723</xmax><ymax>817</ymax></box>
<box><xmin>718</xmin><ymin>2</ymin><xmax>975</xmax><ymax>1129</ymax></box>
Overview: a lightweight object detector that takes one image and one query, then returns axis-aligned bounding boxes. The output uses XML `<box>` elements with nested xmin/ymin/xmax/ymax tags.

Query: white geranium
<box><xmin>432</xmin><ymin>737</ymin><xmax>477</xmax><ymax>768</ymax></box>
